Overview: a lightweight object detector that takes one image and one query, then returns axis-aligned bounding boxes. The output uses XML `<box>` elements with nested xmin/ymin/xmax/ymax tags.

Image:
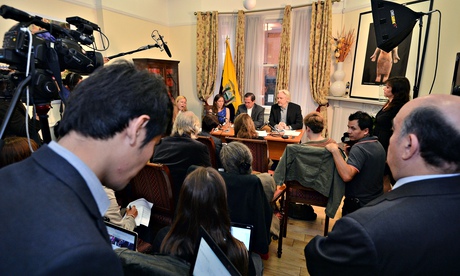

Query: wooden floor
<box><xmin>262</xmin><ymin>206</ymin><xmax>341</xmax><ymax>276</ymax></box>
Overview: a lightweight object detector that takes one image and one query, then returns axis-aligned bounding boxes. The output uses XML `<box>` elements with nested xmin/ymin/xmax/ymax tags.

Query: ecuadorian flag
<box><xmin>220</xmin><ymin>38</ymin><xmax>242</xmax><ymax>110</ymax></box>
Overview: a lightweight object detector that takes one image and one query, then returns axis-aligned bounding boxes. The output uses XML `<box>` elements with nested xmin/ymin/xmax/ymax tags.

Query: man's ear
<box><xmin>401</xmin><ymin>133</ymin><xmax>419</xmax><ymax>160</ymax></box>
<box><xmin>127</xmin><ymin>115</ymin><xmax>150</xmax><ymax>146</ymax></box>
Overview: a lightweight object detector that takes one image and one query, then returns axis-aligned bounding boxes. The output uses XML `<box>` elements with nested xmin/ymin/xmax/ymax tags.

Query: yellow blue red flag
<box><xmin>220</xmin><ymin>39</ymin><xmax>241</xmax><ymax>110</ymax></box>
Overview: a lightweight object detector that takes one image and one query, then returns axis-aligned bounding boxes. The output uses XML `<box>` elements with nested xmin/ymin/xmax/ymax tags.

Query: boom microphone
<box><xmin>158</xmin><ymin>33</ymin><xmax>172</xmax><ymax>58</ymax></box>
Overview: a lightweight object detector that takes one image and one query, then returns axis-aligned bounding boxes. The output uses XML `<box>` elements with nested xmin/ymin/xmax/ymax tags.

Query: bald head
<box><xmin>388</xmin><ymin>94</ymin><xmax>460</xmax><ymax>180</ymax></box>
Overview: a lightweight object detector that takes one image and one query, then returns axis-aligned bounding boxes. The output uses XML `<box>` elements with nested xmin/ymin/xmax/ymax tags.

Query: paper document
<box><xmin>126</xmin><ymin>198</ymin><xmax>153</xmax><ymax>227</ymax></box>
<box><xmin>256</xmin><ymin>130</ymin><xmax>267</xmax><ymax>137</ymax></box>
<box><xmin>283</xmin><ymin>130</ymin><xmax>301</xmax><ymax>136</ymax></box>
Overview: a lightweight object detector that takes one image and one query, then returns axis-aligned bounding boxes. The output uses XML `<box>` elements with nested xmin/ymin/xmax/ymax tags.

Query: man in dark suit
<box><xmin>236</xmin><ymin>92</ymin><xmax>265</xmax><ymax>129</ymax></box>
<box><xmin>305</xmin><ymin>94</ymin><xmax>460</xmax><ymax>275</ymax></box>
<box><xmin>0</xmin><ymin>61</ymin><xmax>172</xmax><ymax>274</ymax></box>
<box><xmin>268</xmin><ymin>89</ymin><xmax>303</xmax><ymax>130</ymax></box>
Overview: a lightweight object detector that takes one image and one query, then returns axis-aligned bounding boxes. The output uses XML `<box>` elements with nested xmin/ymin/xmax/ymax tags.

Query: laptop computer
<box><xmin>189</xmin><ymin>226</ymin><xmax>241</xmax><ymax>276</ymax></box>
<box><xmin>105</xmin><ymin>222</ymin><xmax>138</xmax><ymax>251</ymax></box>
<box><xmin>230</xmin><ymin>222</ymin><xmax>253</xmax><ymax>252</ymax></box>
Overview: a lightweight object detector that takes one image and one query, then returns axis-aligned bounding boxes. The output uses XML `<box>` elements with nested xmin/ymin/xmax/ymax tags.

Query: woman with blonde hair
<box><xmin>175</xmin><ymin>96</ymin><xmax>187</xmax><ymax>112</ymax></box>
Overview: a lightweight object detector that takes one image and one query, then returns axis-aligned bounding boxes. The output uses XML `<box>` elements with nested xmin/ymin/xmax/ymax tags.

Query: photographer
<box><xmin>325</xmin><ymin>111</ymin><xmax>386</xmax><ymax>216</ymax></box>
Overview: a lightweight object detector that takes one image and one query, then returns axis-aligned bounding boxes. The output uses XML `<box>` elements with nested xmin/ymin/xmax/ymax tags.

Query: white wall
<box><xmin>2</xmin><ymin>0</ymin><xmax>459</xmax><ymax>119</ymax></box>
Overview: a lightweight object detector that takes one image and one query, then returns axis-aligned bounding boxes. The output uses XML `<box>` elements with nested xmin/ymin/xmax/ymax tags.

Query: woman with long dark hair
<box><xmin>159</xmin><ymin>166</ymin><xmax>249</xmax><ymax>275</ymax></box>
<box><xmin>211</xmin><ymin>94</ymin><xmax>230</xmax><ymax>124</ymax></box>
<box><xmin>374</xmin><ymin>76</ymin><xmax>410</xmax><ymax>190</ymax></box>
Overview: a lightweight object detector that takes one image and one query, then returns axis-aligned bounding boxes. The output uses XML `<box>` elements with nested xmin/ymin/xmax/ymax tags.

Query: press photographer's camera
<box><xmin>0</xmin><ymin>5</ymin><xmax>103</xmax><ymax>74</ymax></box>
<box><xmin>0</xmin><ymin>5</ymin><xmax>106</xmax><ymax>145</ymax></box>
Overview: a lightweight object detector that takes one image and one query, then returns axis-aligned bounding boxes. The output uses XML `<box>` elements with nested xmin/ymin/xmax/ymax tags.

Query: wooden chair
<box><xmin>225</xmin><ymin>137</ymin><xmax>269</xmax><ymax>172</ymax></box>
<box><xmin>277</xmin><ymin>180</ymin><xmax>329</xmax><ymax>258</ymax></box>
<box><xmin>116</xmin><ymin>163</ymin><xmax>175</xmax><ymax>252</ymax></box>
<box><xmin>196</xmin><ymin>135</ymin><xmax>218</xmax><ymax>169</ymax></box>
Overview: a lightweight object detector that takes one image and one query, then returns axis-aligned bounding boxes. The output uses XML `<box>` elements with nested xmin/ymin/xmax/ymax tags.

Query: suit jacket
<box><xmin>236</xmin><ymin>103</ymin><xmax>265</xmax><ymax>129</ymax></box>
<box><xmin>0</xmin><ymin>145</ymin><xmax>122</xmax><ymax>275</ymax></box>
<box><xmin>268</xmin><ymin>102</ymin><xmax>303</xmax><ymax>130</ymax></box>
<box><xmin>305</xmin><ymin>175</ymin><xmax>460</xmax><ymax>276</ymax></box>
<box><xmin>152</xmin><ymin>135</ymin><xmax>211</xmax><ymax>206</ymax></box>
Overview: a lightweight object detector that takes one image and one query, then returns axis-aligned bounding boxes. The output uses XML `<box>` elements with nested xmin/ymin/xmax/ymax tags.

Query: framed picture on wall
<box><xmin>349</xmin><ymin>0</ymin><xmax>433</xmax><ymax>100</ymax></box>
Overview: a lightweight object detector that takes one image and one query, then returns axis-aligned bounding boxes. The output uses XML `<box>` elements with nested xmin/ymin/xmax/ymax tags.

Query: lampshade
<box><xmin>371</xmin><ymin>0</ymin><xmax>421</xmax><ymax>52</ymax></box>
<box><xmin>243</xmin><ymin>0</ymin><xmax>256</xmax><ymax>10</ymax></box>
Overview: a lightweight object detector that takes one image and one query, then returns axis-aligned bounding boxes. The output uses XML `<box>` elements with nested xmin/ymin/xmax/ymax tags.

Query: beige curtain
<box><xmin>235</xmin><ymin>11</ymin><xmax>246</xmax><ymax>97</ymax></box>
<box><xmin>309</xmin><ymin>0</ymin><xmax>332</xmax><ymax>137</ymax></box>
<box><xmin>196</xmin><ymin>12</ymin><xmax>219</xmax><ymax>105</ymax></box>
<box><xmin>276</xmin><ymin>5</ymin><xmax>292</xmax><ymax>93</ymax></box>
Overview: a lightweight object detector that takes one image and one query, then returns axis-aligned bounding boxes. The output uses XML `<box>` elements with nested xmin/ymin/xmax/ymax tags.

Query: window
<box><xmin>262</xmin><ymin>20</ymin><xmax>281</xmax><ymax>106</ymax></box>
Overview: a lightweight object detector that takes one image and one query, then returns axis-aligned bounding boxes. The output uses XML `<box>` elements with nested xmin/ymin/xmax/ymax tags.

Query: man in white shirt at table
<box><xmin>236</xmin><ymin>92</ymin><xmax>265</xmax><ymax>129</ymax></box>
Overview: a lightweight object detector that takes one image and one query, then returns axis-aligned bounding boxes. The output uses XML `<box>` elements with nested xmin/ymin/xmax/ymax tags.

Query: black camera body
<box><xmin>0</xmin><ymin>5</ymin><xmax>104</xmax><ymax>104</ymax></box>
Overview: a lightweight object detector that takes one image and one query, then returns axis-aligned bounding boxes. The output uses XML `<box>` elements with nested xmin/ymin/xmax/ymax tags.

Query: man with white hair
<box><xmin>268</xmin><ymin>90</ymin><xmax>303</xmax><ymax>130</ymax></box>
<box><xmin>304</xmin><ymin>94</ymin><xmax>460</xmax><ymax>275</ymax></box>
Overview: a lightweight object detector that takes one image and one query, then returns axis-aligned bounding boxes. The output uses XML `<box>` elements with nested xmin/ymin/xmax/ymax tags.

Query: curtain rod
<box><xmin>194</xmin><ymin>0</ymin><xmax>341</xmax><ymax>15</ymax></box>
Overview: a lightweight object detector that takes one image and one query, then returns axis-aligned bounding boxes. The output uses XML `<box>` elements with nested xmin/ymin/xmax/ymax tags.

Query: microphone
<box><xmin>158</xmin><ymin>33</ymin><xmax>172</xmax><ymax>58</ymax></box>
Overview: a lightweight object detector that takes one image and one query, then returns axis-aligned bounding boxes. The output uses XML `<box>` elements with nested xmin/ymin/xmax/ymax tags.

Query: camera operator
<box><xmin>0</xmin><ymin>69</ymin><xmax>42</xmax><ymax>145</ymax></box>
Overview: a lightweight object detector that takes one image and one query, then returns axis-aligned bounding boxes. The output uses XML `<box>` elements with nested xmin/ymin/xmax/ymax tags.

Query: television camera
<box><xmin>0</xmin><ymin>5</ymin><xmax>105</xmax><ymax>148</ymax></box>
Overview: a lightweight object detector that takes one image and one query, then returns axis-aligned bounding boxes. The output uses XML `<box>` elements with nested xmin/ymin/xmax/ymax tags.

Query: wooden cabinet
<box><xmin>133</xmin><ymin>58</ymin><xmax>180</xmax><ymax>99</ymax></box>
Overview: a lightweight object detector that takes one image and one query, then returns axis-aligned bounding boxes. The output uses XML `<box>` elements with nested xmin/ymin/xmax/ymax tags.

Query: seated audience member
<box><xmin>268</xmin><ymin>89</ymin><xmax>303</xmax><ymax>130</ymax></box>
<box><xmin>305</xmin><ymin>94</ymin><xmax>460</xmax><ymax>275</ymax></box>
<box><xmin>325</xmin><ymin>111</ymin><xmax>386</xmax><ymax>216</ymax></box>
<box><xmin>303</xmin><ymin>112</ymin><xmax>336</xmax><ymax>146</ymax></box>
<box><xmin>199</xmin><ymin>114</ymin><xmax>223</xmax><ymax>167</ymax></box>
<box><xmin>236</xmin><ymin>92</ymin><xmax>265</xmax><ymax>129</ymax></box>
<box><xmin>210</xmin><ymin>94</ymin><xmax>230</xmax><ymax>124</ymax></box>
<box><xmin>286</xmin><ymin>111</ymin><xmax>338</xmax><ymax>221</ymax></box>
<box><xmin>158</xmin><ymin>167</ymin><xmax>249</xmax><ymax>275</ymax></box>
<box><xmin>63</xmin><ymin>72</ymin><xmax>83</xmax><ymax>92</ymax></box>
<box><xmin>0</xmin><ymin>61</ymin><xmax>172</xmax><ymax>274</ymax></box>
<box><xmin>152</xmin><ymin>111</ymin><xmax>211</xmax><ymax>206</ymax></box>
<box><xmin>0</xmin><ymin>136</ymin><xmax>39</xmax><ymax>168</ymax></box>
<box><xmin>234</xmin><ymin>113</ymin><xmax>263</xmax><ymax>139</ymax></box>
<box><xmin>103</xmin><ymin>186</ymin><xmax>138</xmax><ymax>231</ymax></box>
<box><xmin>220</xmin><ymin>142</ymin><xmax>274</xmax><ymax>265</ymax></box>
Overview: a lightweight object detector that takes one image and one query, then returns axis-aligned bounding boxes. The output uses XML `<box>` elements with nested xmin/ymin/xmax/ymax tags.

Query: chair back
<box><xmin>225</xmin><ymin>137</ymin><xmax>269</xmax><ymax>172</ymax></box>
<box><xmin>117</xmin><ymin>163</ymin><xmax>175</xmax><ymax>229</ymax></box>
<box><xmin>196</xmin><ymin>136</ymin><xmax>218</xmax><ymax>169</ymax></box>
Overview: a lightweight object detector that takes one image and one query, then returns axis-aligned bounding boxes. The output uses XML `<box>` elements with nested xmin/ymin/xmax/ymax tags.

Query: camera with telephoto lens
<box><xmin>0</xmin><ymin>5</ymin><xmax>103</xmax><ymax>104</ymax></box>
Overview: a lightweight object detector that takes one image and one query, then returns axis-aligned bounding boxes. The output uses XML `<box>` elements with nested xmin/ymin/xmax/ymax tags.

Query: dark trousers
<box><xmin>342</xmin><ymin>197</ymin><xmax>364</xmax><ymax>216</ymax></box>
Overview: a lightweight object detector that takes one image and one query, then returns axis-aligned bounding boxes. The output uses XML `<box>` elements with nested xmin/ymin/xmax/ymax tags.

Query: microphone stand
<box><xmin>107</xmin><ymin>44</ymin><xmax>160</xmax><ymax>60</ymax></box>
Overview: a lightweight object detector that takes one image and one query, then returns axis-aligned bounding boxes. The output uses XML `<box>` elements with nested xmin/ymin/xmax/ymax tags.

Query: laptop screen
<box><xmin>230</xmin><ymin>223</ymin><xmax>253</xmax><ymax>251</ymax></box>
<box><xmin>105</xmin><ymin>222</ymin><xmax>138</xmax><ymax>251</ymax></box>
<box><xmin>190</xmin><ymin>226</ymin><xmax>241</xmax><ymax>276</ymax></box>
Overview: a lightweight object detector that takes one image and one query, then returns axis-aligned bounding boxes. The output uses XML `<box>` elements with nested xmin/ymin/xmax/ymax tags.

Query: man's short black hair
<box><xmin>59</xmin><ymin>61</ymin><xmax>172</xmax><ymax>147</ymax></box>
<box><xmin>244</xmin><ymin>92</ymin><xmax>255</xmax><ymax>101</ymax></box>
<box><xmin>349</xmin><ymin>111</ymin><xmax>374</xmax><ymax>136</ymax></box>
